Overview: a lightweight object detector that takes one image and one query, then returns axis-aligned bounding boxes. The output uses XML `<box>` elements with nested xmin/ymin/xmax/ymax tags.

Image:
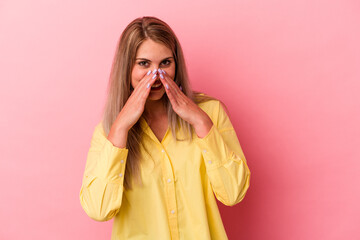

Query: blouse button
<box><xmin>203</xmin><ymin>149</ymin><xmax>207</xmax><ymax>153</ymax></box>
<box><xmin>119</xmin><ymin>173</ymin><xmax>123</xmax><ymax>177</ymax></box>
<box><xmin>161</xmin><ymin>149</ymin><xmax>165</xmax><ymax>153</ymax></box>
<box><xmin>167</xmin><ymin>179</ymin><xmax>171</xmax><ymax>183</ymax></box>
<box><xmin>171</xmin><ymin>210</ymin><xmax>175</xmax><ymax>214</ymax></box>
<box><xmin>120</xmin><ymin>160</ymin><xmax>124</xmax><ymax>163</ymax></box>
<box><xmin>208</xmin><ymin>160</ymin><xmax>212</xmax><ymax>164</ymax></box>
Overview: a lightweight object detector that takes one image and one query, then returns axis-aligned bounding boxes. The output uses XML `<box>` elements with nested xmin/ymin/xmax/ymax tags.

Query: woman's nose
<box><xmin>150</xmin><ymin>67</ymin><xmax>163</xmax><ymax>74</ymax></box>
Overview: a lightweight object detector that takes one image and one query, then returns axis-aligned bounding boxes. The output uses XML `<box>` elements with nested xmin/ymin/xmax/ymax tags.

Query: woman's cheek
<box><xmin>164</xmin><ymin>67</ymin><xmax>175</xmax><ymax>80</ymax></box>
<box><xmin>131</xmin><ymin>69</ymin><xmax>146</xmax><ymax>87</ymax></box>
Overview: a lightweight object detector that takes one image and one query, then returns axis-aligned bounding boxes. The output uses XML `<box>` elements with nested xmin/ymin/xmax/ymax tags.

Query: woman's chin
<box><xmin>147</xmin><ymin>90</ymin><xmax>165</xmax><ymax>101</ymax></box>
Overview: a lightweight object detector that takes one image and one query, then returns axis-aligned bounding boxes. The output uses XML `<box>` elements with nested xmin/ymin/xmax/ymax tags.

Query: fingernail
<box><xmin>152</xmin><ymin>69</ymin><xmax>157</xmax><ymax>74</ymax></box>
<box><xmin>152</xmin><ymin>74</ymin><xmax>157</xmax><ymax>79</ymax></box>
<box><xmin>166</xmin><ymin>84</ymin><xmax>169</xmax><ymax>89</ymax></box>
<box><xmin>160</xmin><ymin>73</ymin><xmax>164</xmax><ymax>79</ymax></box>
<box><xmin>146</xmin><ymin>70</ymin><xmax>151</xmax><ymax>75</ymax></box>
<box><xmin>147</xmin><ymin>83</ymin><xmax>150</xmax><ymax>88</ymax></box>
<box><xmin>179</xmin><ymin>85</ymin><xmax>183</xmax><ymax>91</ymax></box>
<box><xmin>158</xmin><ymin>69</ymin><xmax>163</xmax><ymax>74</ymax></box>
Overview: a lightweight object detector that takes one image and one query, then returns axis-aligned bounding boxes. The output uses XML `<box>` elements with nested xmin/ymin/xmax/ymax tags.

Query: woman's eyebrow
<box><xmin>135</xmin><ymin>57</ymin><xmax>173</xmax><ymax>61</ymax></box>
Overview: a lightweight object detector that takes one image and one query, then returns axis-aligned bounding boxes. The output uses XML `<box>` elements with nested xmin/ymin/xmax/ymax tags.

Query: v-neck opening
<box><xmin>140</xmin><ymin>116</ymin><xmax>170</xmax><ymax>145</ymax></box>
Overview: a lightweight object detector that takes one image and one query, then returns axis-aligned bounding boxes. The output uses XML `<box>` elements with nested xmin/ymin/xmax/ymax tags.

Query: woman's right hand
<box><xmin>107</xmin><ymin>69</ymin><xmax>159</xmax><ymax>147</ymax></box>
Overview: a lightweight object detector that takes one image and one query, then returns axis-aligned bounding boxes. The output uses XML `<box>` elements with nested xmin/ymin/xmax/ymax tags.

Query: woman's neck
<box><xmin>143</xmin><ymin>98</ymin><xmax>167</xmax><ymax>121</ymax></box>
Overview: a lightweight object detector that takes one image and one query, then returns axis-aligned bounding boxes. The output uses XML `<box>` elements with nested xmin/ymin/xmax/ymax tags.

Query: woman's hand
<box><xmin>158</xmin><ymin>69</ymin><xmax>214</xmax><ymax>138</ymax></box>
<box><xmin>107</xmin><ymin>69</ymin><xmax>159</xmax><ymax>148</ymax></box>
<box><xmin>114</xmin><ymin>69</ymin><xmax>159</xmax><ymax>131</ymax></box>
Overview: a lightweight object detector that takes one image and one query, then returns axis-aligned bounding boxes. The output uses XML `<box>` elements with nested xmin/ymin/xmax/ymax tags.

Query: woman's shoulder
<box><xmin>194</xmin><ymin>92</ymin><xmax>222</xmax><ymax>112</ymax></box>
<box><xmin>194</xmin><ymin>92</ymin><xmax>219</xmax><ymax>104</ymax></box>
<box><xmin>193</xmin><ymin>92</ymin><xmax>226</xmax><ymax>125</ymax></box>
<box><xmin>194</xmin><ymin>92</ymin><xmax>232</xmax><ymax>125</ymax></box>
<box><xmin>94</xmin><ymin>121</ymin><xmax>104</xmax><ymax>132</ymax></box>
<box><xmin>92</xmin><ymin>121</ymin><xmax>107</xmax><ymax>140</ymax></box>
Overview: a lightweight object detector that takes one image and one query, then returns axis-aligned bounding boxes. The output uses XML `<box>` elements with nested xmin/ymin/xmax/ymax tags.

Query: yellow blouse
<box><xmin>79</xmin><ymin>98</ymin><xmax>251</xmax><ymax>240</ymax></box>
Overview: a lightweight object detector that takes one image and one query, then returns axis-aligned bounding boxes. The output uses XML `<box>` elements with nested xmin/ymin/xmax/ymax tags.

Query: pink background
<box><xmin>1</xmin><ymin>0</ymin><xmax>359</xmax><ymax>239</ymax></box>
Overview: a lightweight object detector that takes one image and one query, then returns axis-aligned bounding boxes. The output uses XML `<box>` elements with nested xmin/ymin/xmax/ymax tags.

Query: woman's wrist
<box><xmin>193</xmin><ymin>114</ymin><xmax>213</xmax><ymax>138</ymax></box>
<box><xmin>107</xmin><ymin>124</ymin><xmax>129</xmax><ymax>148</ymax></box>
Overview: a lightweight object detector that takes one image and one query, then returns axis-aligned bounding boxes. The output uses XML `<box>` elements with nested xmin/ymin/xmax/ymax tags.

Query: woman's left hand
<box><xmin>159</xmin><ymin>69</ymin><xmax>213</xmax><ymax>138</ymax></box>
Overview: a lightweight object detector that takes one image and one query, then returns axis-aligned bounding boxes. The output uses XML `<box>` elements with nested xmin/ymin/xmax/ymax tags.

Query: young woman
<box><xmin>79</xmin><ymin>16</ymin><xmax>251</xmax><ymax>240</ymax></box>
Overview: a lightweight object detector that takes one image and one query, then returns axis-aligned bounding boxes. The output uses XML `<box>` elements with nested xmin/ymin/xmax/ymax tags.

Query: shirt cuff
<box><xmin>98</xmin><ymin>137</ymin><xmax>129</xmax><ymax>181</ymax></box>
<box><xmin>194</xmin><ymin>124</ymin><xmax>232</xmax><ymax>171</ymax></box>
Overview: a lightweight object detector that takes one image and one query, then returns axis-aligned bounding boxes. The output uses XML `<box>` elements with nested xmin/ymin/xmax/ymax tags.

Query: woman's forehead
<box><xmin>136</xmin><ymin>39</ymin><xmax>172</xmax><ymax>57</ymax></box>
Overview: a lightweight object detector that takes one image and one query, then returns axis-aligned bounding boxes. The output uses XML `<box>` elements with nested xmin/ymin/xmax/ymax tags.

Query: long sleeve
<box><xmin>194</xmin><ymin>101</ymin><xmax>251</xmax><ymax>206</ymax></box>
<box><xmin>79</xmin><ymin>123</ymin><xmax>129</xmax><ymax>221</ymax></box>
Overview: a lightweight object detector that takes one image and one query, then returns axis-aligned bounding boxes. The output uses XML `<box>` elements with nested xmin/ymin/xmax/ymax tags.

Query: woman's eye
<box><xmin>138</xmin><ymin>61</ymin><xmax>148</xmax><ymax>66</ymax></box>
<box><xmin>138</xmin><ymin>60</ymin><xmax>170</xmax><ymax>67</ymax></box>
<box><xmin>161</xmin><ymin>60</ymin><xmax>171</xmax><ymax>66</ymax></box>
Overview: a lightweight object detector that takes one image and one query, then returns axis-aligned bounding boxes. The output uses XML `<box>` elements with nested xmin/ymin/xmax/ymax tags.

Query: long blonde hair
<box><xmin>101</xmin><ymin>16</ymin><xmax>221</xmax><ymax>190</ymax></box>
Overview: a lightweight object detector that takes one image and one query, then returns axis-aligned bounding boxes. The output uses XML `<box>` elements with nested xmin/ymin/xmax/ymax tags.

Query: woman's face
<box><xmin>131</xmin><ymin>38</ymin><xmax>176</xmax><ymax>101</ymax></box>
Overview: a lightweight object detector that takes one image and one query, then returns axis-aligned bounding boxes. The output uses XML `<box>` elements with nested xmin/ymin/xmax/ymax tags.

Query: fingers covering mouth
<box><xmin>152</xmin><ymin>81</ymin><xmax>162</xmax><ymax>88</ymax></box>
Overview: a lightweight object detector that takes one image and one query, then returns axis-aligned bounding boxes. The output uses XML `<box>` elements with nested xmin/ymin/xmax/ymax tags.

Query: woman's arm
<box><xmin>79</xmin><ymin>123</ymin><xmax>129</xmax><ymax>221</ymax></box>
<box><xmin>195</xmin><ymin>101</ymin><xmax>251</xmax><ymax>206</ymax></box>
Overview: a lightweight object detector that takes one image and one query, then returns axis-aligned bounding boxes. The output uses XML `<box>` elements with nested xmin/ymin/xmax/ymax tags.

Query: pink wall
<box><xmin>1</xmin><ymin>0</ymin><xmax>359</xmax><ymax>239</ymax></box>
